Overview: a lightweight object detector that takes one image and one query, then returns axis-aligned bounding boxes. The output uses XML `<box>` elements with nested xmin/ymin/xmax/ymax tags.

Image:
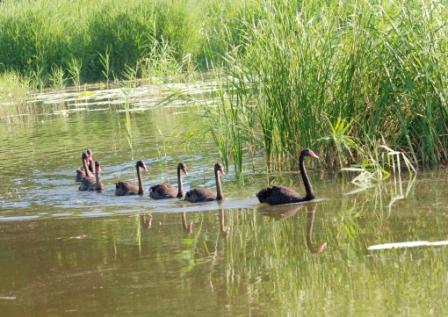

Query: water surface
<box><xmin>1</xmin><ymin>81</ymin><xmax>448</xmax><ymax>316</ymax></box>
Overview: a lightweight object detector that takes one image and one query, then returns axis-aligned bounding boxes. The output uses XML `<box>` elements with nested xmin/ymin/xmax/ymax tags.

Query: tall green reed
<box><xmin>206</xmin><ymin>0</ymin><xmax>448</xmax><ymax>177</ymax></box>
<box><xmin>0</xmin><ymin>0</ymin><xmax>199</xmax><ymax>87</ymax></box>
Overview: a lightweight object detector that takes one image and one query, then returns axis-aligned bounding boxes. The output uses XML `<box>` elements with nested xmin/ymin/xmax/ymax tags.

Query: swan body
<box><xmin>149</xmin><ymin>183</ymin><xmax>177</xmax><ymax>199</ymax></box>
<box><xmin>256</xmin><ymin>186</ymin><xmax>305</xmax><ymax>205</ymax></box>
<box><xmin>79</xmin><ymin>161</ymin><xmax>103</xmax><ymax>191</ymax></box>
<box><xmin>150</xmin><ymin>163</ymin><xmax>188</xmax><ymax>199</ymax></box>
<box><xmin>256</xmin><ymin>149</ymin><xmax>319</xmax><ymax>205</ymax></box>
<box><xmin>115</xmin><ymin>181</ymin><xmax>140</xmax><ymax>195</ymax></box>
<box><xmin>185</xmin><ymin>163</ymin><xmax>225</xmax><ymax>203</ymax></box>
<box><xmin>79</xmin><ymin>175</ymin><xmax>95</xmax><ymax>191</ymax></box>
<box><xmin>76</xmin><ymin>151</ymin><xmax>93</xmax><ymax>182</ymax></box>
<box><xmin>76</xmin><ymin>169</ymin><xmax>87</xmax><ymax>182</ymax></box>
<box><xmin>185</xmin><ymin>187</ymin><xmax>216</xmax><ymax>202</ymax></box>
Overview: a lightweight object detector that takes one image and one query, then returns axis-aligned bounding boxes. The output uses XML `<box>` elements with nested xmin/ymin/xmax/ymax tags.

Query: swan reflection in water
<box><xmin>259</xmin><ymin>202</ymin><xmax>327</xmax><ymax>254</ymax></box>
<box><xmin>182</xmin><ymin>207</ymin><xmax>230</xmax><ymax>238</ymax></box>
<box><xmin>139</xmin><ymin>203</ymin><xmax>325</xmax><ymax>251</ymax></box>
<box><xmin>218</xmin><ymin>207</ymin><xmax>230</xmax><ymax>237</ymax></box>
<box><xmin>141</xmin><ymin>213</ymin><xmax>153</xmax><ymax>229</ymax></box>
<box><xmin>140</xmin><ymin>212</ymin><xmax>193</xmax><ymax>234</ymax></box>
<box><xmin>181</xmin><ymin>212</ymin><xmax>194</xmax><ymax>234</ymax></box>
<box><xmin>180</xmin><ymin>205</ymin><xmax>230</xmax><ymax>237</ymax></box>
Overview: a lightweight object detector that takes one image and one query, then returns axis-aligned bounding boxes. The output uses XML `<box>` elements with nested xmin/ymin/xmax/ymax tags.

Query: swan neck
<box><xmin>177</xmin><ymin>167</ymin><xmax>183</xmax><ymax>198</ymax></box>
<box><xmin>137</xmin><ymin>166</ymin><xmax>144</xmax><ymax>195</ymax></box>
<box><xmin>215</xmin><ymin>169</ymin><xmax>224</xmax><ymax>201</ymax></box>
<box><xmin>299</xmin><ymin>153</ymin><xmax>314</xmax><ymax>199</ymax></box>
<box><xmin>83</xmin><ymin>159</ymin><xmax>92</xmax><ymax>177</ymax></box>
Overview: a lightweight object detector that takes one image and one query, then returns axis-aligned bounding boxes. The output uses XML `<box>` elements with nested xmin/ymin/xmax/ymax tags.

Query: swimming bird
<box><xmin>149</xmin><ymin>163</ymin><xmax>188</xmax><ymax>199</ymax></box>
<box><xmin>79</xmin><ymin>161</ymin><xmax>103</xmax><ymax>192</ymax></box>
<box><xmin>256</xmin><ymin>149</ymin><xmax>319</xmax><ymax>205</ymax></box>
<box><xmin>75</xmin><ymin>149</ymin><xmax>94</xmax><ymax>182</ymax></box>
<box><xmin>185</xmin><ymin>163</ymin><xmax>225</xmax><ymax>203</ymax></box>
<box><xmin>76</xmin><ymin>152</ymin><xmax>93</xmax><ymax>182</ymax></box>
<box><xmin>115</xmin><ymin>160</ymin><xmax>148</xmax><ymax>196</ymax></box>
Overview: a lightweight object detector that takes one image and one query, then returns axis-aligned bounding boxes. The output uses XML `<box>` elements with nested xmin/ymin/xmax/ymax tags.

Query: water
<box><xmin>1</xmin><ymin>81</ymin><xmax>448</xmax><ymax>316</ymax></box>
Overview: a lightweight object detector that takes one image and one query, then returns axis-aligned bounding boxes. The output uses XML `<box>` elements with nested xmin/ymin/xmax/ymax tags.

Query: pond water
<box><xmin>1</xmin><ymin>81</ymin><xmax>448</xmax><ymax>316</ymax></box>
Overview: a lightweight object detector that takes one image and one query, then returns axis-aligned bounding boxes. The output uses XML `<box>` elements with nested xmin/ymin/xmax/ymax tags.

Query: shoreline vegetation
<box><xmin>1</xmin><ymin>0</ymin><xmax>447</xmax><ymax>178</ymax></box>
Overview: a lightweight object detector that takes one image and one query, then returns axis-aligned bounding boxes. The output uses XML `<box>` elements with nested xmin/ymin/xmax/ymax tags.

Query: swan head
<box><xmin>302</xmin><ymin>149</ymin><xmax>319</xmax><ymax>160</ymax></box>
<box><xmin>214</xmin><ymin>163</ymin><xmax>225</xmax><ymax>175</ymax></box>
<box><xmin>94</xmin><ymin>161</ymin><xmax>101</xmax><ymax>174</ymax></box>
<box><xmin>136</xmin><ymin>160</ymin><xmax>148</xmax><ymax>171</ymax></box>
<box><xmin>178</xmin><ymin>162</ymin><xmax>188</xmax><ymax>175</ymax></box>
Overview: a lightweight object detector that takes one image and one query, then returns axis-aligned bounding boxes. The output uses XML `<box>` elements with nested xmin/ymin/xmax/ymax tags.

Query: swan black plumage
<box><xmin>185</xmin><ymin>163</ymin><xmax>225</xmax><ymax>203</ymax></box>
<box><xmin>256</xmin><ymin>149</ymin><xmax>319</xmax><ymax>205</ymax></box>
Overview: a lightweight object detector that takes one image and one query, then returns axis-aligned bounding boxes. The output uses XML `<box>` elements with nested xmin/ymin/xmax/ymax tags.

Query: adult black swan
<box><xmin>149</xmin><ymin>163</ymin><xmax>188</xmax><ymax>199</ymax></box>
<box><xmin>185</xmin><ymin>163</ymin><xmax>225</xmax><ymax>203</ymax></box>
<box><xmin>115</xmin><ymin>160</ymin><xmax>148</xmax><ymax>196</ymax></box>
<box><xmin>256</xmin><ymin>149</ymin><xmax>319</xmax><ymax>205</ymax></box>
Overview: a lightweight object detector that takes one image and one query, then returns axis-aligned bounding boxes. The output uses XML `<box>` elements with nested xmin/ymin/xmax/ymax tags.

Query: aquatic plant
<box><xmin>0</xmin><ymin>0</ymin><xmax>447</xmax><ymax>176</ymax></box>
<box><xmin>99</xmin><ymin>48</ymin><xmax>112</xmax><ymax>88</ymax></box>
<box><xmin>206</xmin><ymin>0</ymin><xmax>448</xmax><ymax>176</ymax></box>
<box><xmin>48</xmin><ymin>65</ymin><xmax>66</xmax><ymax>89</ymax></box>
<box><xmin>67</xmin><ymin>58</ymin><xmax>82</xmax><ymax>88</ymax></box>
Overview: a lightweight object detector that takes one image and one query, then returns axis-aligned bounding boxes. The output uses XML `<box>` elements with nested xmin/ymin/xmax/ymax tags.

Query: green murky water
<box><xmin>1</xmin><ymin>81</ymin><xmax>448</xmax><ymax>316</ymax></box>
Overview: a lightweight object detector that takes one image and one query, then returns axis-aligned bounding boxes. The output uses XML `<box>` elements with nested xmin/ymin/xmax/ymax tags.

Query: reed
<box><xmin>1</xmin><ymin>0</ymin><xmax>447</xmax><ymax>174</ymax></box>
<box><xmin>207</xmin><ymin>0</ymin><xmax>448</xmax><ymax>174</ymax></box>
<box><xmin>0</xmin><ymin>0</ymin><xmax>198</xmax><ymax>85</ymax></box>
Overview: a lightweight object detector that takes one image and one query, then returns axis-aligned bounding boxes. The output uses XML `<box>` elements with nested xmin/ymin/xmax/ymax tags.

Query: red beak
<box><xmin>309</xmin><ymin>150</ymin><xmax>319</xmax><ymax>159</ymax></box>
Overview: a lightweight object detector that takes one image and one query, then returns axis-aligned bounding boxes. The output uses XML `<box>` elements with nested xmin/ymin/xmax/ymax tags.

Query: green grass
<box><xmin>0</xmin><ymin>0</ymin><xmax>447</xmax><ymax>173</ymax></box>
<box><xmin>206</xmin><ymin>0</ymin><xmax>448</xmax><ymax>174</ymax></box>
<box><xmin>0</xmin><ymin>0</ymin><xmax>201</xmax><ymax>87</ymax></box>
<box><xmin>0</xmin><ymin>0</ymin><xmax>257</xmax><ymax>88</ymax></box>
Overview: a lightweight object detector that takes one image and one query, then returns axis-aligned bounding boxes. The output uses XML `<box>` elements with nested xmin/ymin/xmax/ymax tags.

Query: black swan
<box><xmin>79</xmin><ymin>161</ymin><xmax>103</xmax><ymax>192</ymax></box>
<box><xmin>115</xmin><ymin>160</ymin><xmax>147</xmax><ymax>196</ymax></box>
<box><xmin>76</xmin><ymin>152</ymin><xmax>92</xmax><ymax>182</ymax></box>
<box><xmin>185</xmin><ymin>163</ymin><xmax>225</xmax><ymax>203</ymax></box>
<box><xmin>256</xmin><ymin>149</ymin><xmax>319</xmax><ymax>205</ymax></box>
<box><xmin>149</xmin><ymin>163</ymin><xmax>188</xmax><ymax>199</ymax></box>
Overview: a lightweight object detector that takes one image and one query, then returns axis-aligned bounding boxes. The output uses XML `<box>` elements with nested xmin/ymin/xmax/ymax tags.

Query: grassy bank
<box><xmin>0</xmin><ymin>0</ymin><xmax>239</xmax><ymax>88</ymax></box>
